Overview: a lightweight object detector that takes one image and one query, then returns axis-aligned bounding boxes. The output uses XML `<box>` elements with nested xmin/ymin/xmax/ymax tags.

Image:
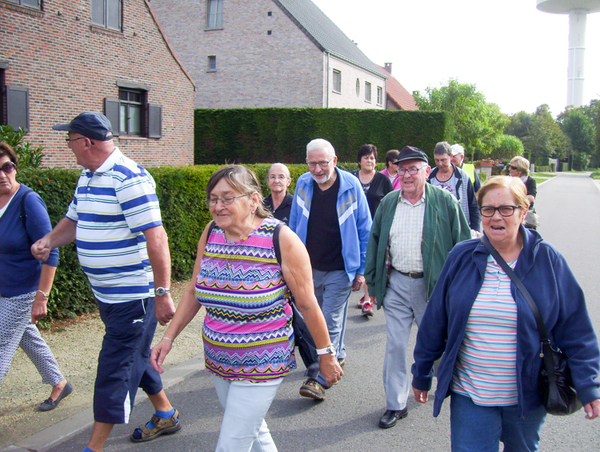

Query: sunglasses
<box><xmin>509</xmin><ymin>165</ymin><xmax>519</xmax><ymax>171</ymax></box>
<box><xmin>0</xmin><ymin>161</ymin><xmax>16</xmax><ymax>174</ymax></box>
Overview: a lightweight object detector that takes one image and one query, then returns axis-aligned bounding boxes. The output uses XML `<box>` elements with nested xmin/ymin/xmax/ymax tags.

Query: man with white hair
<box><xmin>450</xmin><ymin>143</ymin><xmax>481</xmax><ymax>192</ymax></box>
<box><xmin>289</xmin><ymin>138</ymin><xmax>372</xmax><ymax>401</ymax></box>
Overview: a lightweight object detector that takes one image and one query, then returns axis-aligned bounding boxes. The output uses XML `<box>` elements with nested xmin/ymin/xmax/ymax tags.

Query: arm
<box><xmin>150</xmin><ymin>223</ymin><xmax>211</xmax><ymax>373</ymax></box>
<box><xmin>31</xmin><ymin>217</ymin><xmax>77</xmax><ymax>262</ymax></box>
<box><xmin>279</xmin><ymin>226</ymin><xmax>342</xmax><ymax>387</ymax></box>
<box><xmin>31</xmin><ymin>264</ymin><xmax>57</xmax><ymax>323</ymax></box>
<box><xmin>143</xmin><ymin>225</ymin><xmax>175</xmax><ymax>326</ymax></box>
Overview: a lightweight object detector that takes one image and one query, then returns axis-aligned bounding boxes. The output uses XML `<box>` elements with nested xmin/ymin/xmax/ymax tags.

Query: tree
<box><xmin>413</xmin><ymin>78</ymin><xmax>508</xmax><ymax>158</ymax></box>
<box><xmin>559</xmin><ymin>108</ymin><xmax>595</xmax><ymax>155</ymax></box>
<box><xmin>490</xmin><ymin>134</ymin><xmax>525</xmax><ymax>160</ymax></box>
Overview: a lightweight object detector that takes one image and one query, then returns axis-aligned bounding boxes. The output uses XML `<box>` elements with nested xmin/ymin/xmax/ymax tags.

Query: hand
<box><xmin>150</xmin><ymin>338</ymin><xmax>173</xmax><ymax>374</ymax></box>
<box><xmin>155</xmin><ymin>293</ymin><xmax>175</xmax><ymax>326</ymax></box>
<box><xmin>413</xmin><ymin>387</ymin><xmax>428</xmax><ymax>403</ymax></box>
<box><xmin>31</xmin><ymin>295</ymin><xmax>48</xmax><ymax>324</ymax></box>
<box><xmin>318</xmin><ymin>354</ymin><xmax>344</xmax><ymax>387</ymax></box>
<box><xmin>31</xmin><ymin>238</ymin><xmax>51</xmax><ymax>262</ymax></box>
<box><xmin>584</xmin><ymin>399</ymin><xmax>600</xmax><ymax>420</ymax></box>
<box><xmin>352</xmin><ymin>274</ymin><xmax>365</xmax><ymax>291</ymax></box>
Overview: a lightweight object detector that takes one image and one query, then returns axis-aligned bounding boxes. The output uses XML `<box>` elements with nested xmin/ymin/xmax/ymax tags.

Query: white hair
<box><xmin>268</xmin><ymin>162</ymin><xmax>291</xmax><ymax>179</ymax></box>
<box><xmin>306</xmin><ymin>138</ymin><xmax>335</xmax><ymax>159</ymax></box>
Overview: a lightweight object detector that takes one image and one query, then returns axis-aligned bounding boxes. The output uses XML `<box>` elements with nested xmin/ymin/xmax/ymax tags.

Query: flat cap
<box><xmin>394</xmin><ymin>146</ymin><xmax>429</xmax><ymax>165</ymax></box>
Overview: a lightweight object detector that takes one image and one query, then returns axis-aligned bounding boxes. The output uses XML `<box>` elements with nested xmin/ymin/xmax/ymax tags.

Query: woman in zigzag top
<box><xmin>151</xmin><ymin>165</ymin><xmax>342</xmax><ymax>451</ymax></box>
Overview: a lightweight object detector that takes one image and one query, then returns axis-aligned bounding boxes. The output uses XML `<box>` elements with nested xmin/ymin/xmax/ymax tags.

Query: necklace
<box><xmin>225</xmin><ymin>222</ymin><xmax>256</xmax><ymax>243</ymax></box>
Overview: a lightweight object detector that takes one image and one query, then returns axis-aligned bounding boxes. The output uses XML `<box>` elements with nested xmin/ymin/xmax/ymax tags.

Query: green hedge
<box><xmin>195</xmin><ymin>108</ymin><xmax>450</xmax><ymax>164</ymax></box>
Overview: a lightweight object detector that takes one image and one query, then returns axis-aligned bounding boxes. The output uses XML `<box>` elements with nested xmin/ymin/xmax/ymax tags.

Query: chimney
<box><xmin>384</xmin><ymin>62</ymin><xmax>392</xmax><ymax>74</ymax></box>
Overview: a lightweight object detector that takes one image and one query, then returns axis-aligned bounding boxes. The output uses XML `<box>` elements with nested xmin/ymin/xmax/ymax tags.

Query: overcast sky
<box><xmin>312</xmin><ymin>0</ymin><xmax>600</xmax><ymax>117</ymax></box>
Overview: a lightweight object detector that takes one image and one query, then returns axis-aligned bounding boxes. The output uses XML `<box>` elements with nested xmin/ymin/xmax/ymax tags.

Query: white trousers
<box><xmin>212</xmin><ymin>375</ymin><xmax>282</xmax><ymax>452</ymax></box>
<box><xmin>0</xmin><ymin>292</ymin><xmax>63</xmax><ymax>388</ymax></box>
<box><xmin>382</xmin><ymin>269</ymin><xmax>427</xmax><ymax>410</ymax></box>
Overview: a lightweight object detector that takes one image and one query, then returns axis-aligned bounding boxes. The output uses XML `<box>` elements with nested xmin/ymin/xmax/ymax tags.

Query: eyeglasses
<box><xmin>268</xmin><ymin>175</ymin><xmax>289</xmax><ymax>180</ymax></box>
<box><xmin>479</xmin><ymin>205</ymin><xmax>521</xmax><ymax>217</ymax></box>
<box><xmin>397</xmin><ymin>165</ymin><xmax>427</xmax><ymax>176</ymax></box>
<box><xmin>509</xmin><ymin>165</ymin><xmax>519</xmax><ymax>171</ymax></box>
<box><xmin>306</xmin><ymin>159</ymin><xmax>332</xmax><ymax>169</ymax></box>
<box><xmin>0</xmin><ymin>161</ymin><xmax>16</xmax><ymax>174</ymax></box>
<box><xmin>204</xmin><ymin>193</ymin><xmax>250</xmax><ymax>207</ymax></box>
<box><xmin>65</xmin><ymin>137</ymin><xmax>86</xmax><ymax>143</ymax></box>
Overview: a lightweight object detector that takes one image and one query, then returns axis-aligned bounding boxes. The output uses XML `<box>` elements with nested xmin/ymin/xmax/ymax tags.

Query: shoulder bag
<box><xmin>481</xmin><ymin>235</ymin><xmax>582</xmax><ymax>416</ymax></box>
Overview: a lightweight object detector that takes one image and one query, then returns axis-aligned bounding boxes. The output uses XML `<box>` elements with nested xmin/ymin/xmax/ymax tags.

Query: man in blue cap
<box><xmin>365</xmin><ymin>145</ymin><xmax>471</xmax><ymax>429</ymax></box>
<box><xmin>31</xmin><ymin>112</ymin><xmax>181</xmax><ymax>452</ymax></box>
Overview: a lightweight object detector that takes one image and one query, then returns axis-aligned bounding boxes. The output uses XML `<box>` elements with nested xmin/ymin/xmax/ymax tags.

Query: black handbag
<box><xmin>481</xmin><ymin>235</ymin><xmax>582</xmax><ymax>416</ymax></box>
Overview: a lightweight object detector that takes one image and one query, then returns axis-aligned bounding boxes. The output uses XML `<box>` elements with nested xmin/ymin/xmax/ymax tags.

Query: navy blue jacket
<box><xmin>412</xmin><ymin>226</ymin><xmax>600</xmax><ymax>417</ymax></box>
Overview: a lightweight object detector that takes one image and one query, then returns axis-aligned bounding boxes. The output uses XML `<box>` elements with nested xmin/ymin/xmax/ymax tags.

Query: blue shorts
<box><xmin>94</xmin><ymin>297</ymin><xmax>163</xmax><ymax>424</ymax></box>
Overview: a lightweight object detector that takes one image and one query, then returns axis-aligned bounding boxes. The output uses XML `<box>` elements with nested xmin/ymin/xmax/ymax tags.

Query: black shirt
<box><xmin>263</xmin><ymin>193</ymin><xmax>293</xmax><ymax>224</ymax></box>
<box><xmin>306</xmin><ymin>176</ymin><xmax>345</xmax><ymax>271</ymax></box>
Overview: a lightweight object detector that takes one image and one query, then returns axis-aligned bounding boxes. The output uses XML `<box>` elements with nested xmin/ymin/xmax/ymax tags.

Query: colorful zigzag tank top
<box><xmin>196</xmin><ymin>217</ymin><xmax>296</xmax><ymax>382</ymax></box>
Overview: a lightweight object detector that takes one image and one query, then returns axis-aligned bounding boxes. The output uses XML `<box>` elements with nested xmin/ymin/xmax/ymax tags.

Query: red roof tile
<box><xmin>378</xmin><ymin>65</ymin><xmax>419</xmax><ymax>111</ymax></box>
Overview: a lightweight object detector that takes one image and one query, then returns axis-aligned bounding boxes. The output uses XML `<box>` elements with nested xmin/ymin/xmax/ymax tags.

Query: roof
<box><xmin>275</xmin><ymin>0</ymin><xmax>384</xmax><ymax>77</ymax></box>
<box><xmin>378</xmin><ymin>65</ymin><xmax>419</xmax><ymax>111</ymax></box>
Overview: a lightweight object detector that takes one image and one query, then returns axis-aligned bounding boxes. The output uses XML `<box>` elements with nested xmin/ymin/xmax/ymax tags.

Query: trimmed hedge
<box><xmin>195</xmin><ymin>108</ymin><xmax>450</xmax><ymax>164</ymax></box>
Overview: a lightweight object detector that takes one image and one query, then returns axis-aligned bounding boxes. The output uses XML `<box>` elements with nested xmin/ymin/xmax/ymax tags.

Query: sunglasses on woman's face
<box><xmin>0</xmin><ymin>161</ymin><xmax>16</xmax><ymax>174</ymax></box>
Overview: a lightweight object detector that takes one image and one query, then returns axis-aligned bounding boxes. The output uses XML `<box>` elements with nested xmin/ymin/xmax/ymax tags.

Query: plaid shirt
<box><xmin>389</xmin><ymin>192</ymin><xmax>426</xmax><ymax>272</ymax></box>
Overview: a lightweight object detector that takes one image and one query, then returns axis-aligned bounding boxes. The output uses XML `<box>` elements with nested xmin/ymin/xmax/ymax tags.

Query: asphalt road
<box><xmin>11</xmin><ymin>172</ymin><xmax>600</xmax><ymax>452</ymax></box>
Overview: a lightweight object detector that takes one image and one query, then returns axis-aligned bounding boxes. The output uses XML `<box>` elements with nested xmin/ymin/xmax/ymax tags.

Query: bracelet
<box><xmin>37</xmin><ymin>289</ymin><xmax>50</xmax><ymax>298</ymax></box>
<box><xmin>162</xmin><ymin>336</ymin><xmax>173</xmax><ymax>342</ymax></box>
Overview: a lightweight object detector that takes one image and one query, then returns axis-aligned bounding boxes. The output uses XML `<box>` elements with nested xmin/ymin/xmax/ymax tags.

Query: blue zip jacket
<box><xmin>289</xmin><ymin>168</ymin><xmax>372</xmax><ymax>282</ymax></box>
<box><xmin>412</xmin><ymin>226</ymin><xmax>600</xmax><ymax>417</ymax></box>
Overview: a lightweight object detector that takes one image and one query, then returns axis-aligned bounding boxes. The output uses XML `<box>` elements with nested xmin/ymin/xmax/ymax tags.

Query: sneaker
<box><xmin>357</xmin><ymin>295</ymin><xmax>365</xmax><ymax>309</ymax></box>
<box><xmin>299</xmin><ymin>378</ymin><xmax>326</xmax><ymax>401</ymax></box>
<box><xmin>362</xmin><ymin>300</ymin><xmax>374</xmax><ymax>317</ymax></box>
<box><xmin>130</xmin><ymin>409</ymin><xmax>182</xmax><ymax>443</ymax></box>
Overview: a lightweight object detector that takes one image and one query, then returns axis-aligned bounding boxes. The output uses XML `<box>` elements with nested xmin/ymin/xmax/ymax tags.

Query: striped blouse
<box><xmin>196</xmin><ymin>217</ymin><xmax>296</xmax><ymax>382</ymax></box>
<box><xmin>451</xmin><ymin>254</ymin><xmax>519</xmax><ymax>406</ymax></box>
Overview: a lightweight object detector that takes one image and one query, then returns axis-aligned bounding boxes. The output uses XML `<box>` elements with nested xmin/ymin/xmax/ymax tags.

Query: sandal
<box><xmin>130</xmin><ymin>409</ymin><xmax>181</xmax><ymax>442</ymax></box>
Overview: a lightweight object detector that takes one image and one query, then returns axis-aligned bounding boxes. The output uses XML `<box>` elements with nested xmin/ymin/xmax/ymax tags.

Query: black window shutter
<box><xmin>6</xmin><ymin>86</ymin><xmax>29</xmax><ymax>132</ymax></box>
<box><xmin>148</xmin><ymin>104</ymin><xmax>162</xmax><ymax>139</ymax></box>
<box><xmin>104</xmin><ymin>97</ymin><xmax>121</xmax><ymax>136</ymax></box>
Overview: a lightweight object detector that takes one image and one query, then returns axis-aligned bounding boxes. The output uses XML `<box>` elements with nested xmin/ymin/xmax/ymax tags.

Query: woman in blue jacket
<box><xmin>0</xmin><ymin>143</ymin><xmax>72</xmax><ymax>411</ymax></box>
<box><xmin>411</xmin><ymin>176</ymin><xmax>600</xmax><ymax>452</ymax></box>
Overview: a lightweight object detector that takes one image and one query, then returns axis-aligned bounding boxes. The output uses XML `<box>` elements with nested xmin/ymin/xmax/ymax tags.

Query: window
<box><xmin>208</xmin><ymin>55</ymin><xmax>217</xmax><ymax>72</ymax></box>
<box><xmin>377</xmin><ymin>86</ymin><xmax>383</xmax><ymax>106</ymax></box>
<box><xmin>91</xmin><ymin>0</ymin><xmax>122</xmax><ymax>32</ymax></box>
<box><xmin>104</xmin><ymin>83</ymin><xmax>162</xmax><ymax>139</ymax></box>
<box><xmin>207</xmin><ymin>0</ymin><xmax>223</xmax><ymax>29</ymax></box>
<box><xmin>332</xmin><ymin>69</ymin><xmax>341</xmax><ymax>93</ymax></box>
<box><xmin>355</xmin><ymin>79</ymin><xmax>360</xmax><ymax>97</ymax></box>
<box><xmin>5</xmin><ymin>0</ymin><xmax>41</xmax><ymax>8</ymax></box>
<box><xmin>365</xmin><ymin>82</ymin><xmax>372</xmax><ymax>102</ymax></box>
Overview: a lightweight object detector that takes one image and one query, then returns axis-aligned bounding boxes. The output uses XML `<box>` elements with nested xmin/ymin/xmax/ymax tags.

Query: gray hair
<box><xmin>510</xmin><ymin>156</ymin><xmax>531</xmax><ymax>176</ymax></box>
<box><xmin>306</xmin><ymin>138</ymin><xmax>336</xmax><ymax>159</ymax></box>
<box><xmin>433</xmin><ymin>141</ymin><xmax>452</xmax><ymax>156</ymax></box>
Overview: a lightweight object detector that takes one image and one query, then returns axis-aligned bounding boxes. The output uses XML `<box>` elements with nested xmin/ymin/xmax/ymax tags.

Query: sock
<box><xmin>145</xmin><ymin>408</ymin><xmax>176</xmax><ymax>429</ymax></box>
<box><xmin>83</xmin><ymin>447</ymin><xmax>96</xmax><ymax>452</ymax></box>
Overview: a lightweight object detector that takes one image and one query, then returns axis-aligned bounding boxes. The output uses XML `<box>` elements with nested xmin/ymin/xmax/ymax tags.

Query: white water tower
<box><xmin>537</xmin><ymin>0</ymin><xmax>600</xmax><ymax>107</ymax></box>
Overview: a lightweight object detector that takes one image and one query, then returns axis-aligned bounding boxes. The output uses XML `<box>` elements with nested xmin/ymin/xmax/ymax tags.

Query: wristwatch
<box><xmin>316</xmin><ymin>344</ymin><xmax>336</xmax><ymax>356</ymax></box>
<box><xmin>155</xmin><ymin>287</ymin><xmax>170</xmax><ymax>297</ymax></box>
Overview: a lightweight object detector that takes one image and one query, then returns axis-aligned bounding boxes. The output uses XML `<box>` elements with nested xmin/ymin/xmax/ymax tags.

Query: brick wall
<box><xmin>0</xmin><ymin>0</ymin><xmax>195</xmax><ymax>168</ymax></box>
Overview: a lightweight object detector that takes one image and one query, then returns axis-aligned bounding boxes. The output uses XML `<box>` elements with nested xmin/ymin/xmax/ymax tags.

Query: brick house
<box><xmin>151</xmin><ymin>0</ymin><xmax>387</xmax><ymax>110</ymax></box>
<box><xmin>0</xmin><ymin>0</ymin><xmax>195</xmax><ymax>168</ymax></box>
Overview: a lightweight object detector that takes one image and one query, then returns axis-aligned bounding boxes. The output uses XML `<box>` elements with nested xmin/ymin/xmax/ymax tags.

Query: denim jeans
<box><xmin>450</xmin><ymin>392</ymin><xmax>547</xmax><ymax>452</ymax></box>
<box><xmin>212</xmin><ymin>375</ymin><xmax>282</xmax><ymax>452</ymax></box>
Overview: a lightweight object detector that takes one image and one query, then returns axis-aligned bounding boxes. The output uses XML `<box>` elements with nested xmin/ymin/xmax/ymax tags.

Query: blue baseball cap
<box><xmin>53</xmin><ymin>112</ymin><xmax>114</xmax><ymax>141</ymax></box>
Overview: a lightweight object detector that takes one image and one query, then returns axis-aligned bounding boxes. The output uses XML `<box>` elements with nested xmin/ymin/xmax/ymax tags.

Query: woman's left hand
<box><xmin>584</xmin><ymin>399</ymin><xmax>600</xmax><ymax>419</ymax></box>
<box><xmin>31</xmin><ymin>295</ymin><xmax>48</xmax><ymax>324</ymax></box>
<box><xmin>318</xmin><ymin>354</ymin><xmax>343</xmax><ymax>387</ymax></box>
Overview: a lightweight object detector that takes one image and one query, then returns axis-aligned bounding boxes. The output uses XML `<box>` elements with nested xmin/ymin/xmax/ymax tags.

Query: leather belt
<box><xmin>397</xmin><ymin>270</ymin><xmax>424</xmax><ymax>279</ymax></box>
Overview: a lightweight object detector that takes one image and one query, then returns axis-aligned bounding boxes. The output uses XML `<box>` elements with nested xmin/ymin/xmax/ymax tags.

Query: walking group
<box><xmin>1</xmin><ymin>111</ymin><xmax>599</xmax><ymax>452</ymax></box>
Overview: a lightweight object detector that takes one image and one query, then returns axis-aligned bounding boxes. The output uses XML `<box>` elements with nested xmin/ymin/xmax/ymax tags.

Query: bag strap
<box><xmin>480</xmin><ymin>235</ymin><xmax>549</xmax><ymax>343</ymax></box>
<box><xmin>19</xmin><ymin>188</ymin><xmax>35</xmax><ymax>246</ymax></box>
<box><xmin>273</xmin><ymin>223</ymin><xmax>284</xmax><ymax>265</ymax></box>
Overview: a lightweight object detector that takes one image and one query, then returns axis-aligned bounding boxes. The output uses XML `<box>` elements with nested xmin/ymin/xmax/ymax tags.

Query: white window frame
<box><xmin>365</xmin><ymin>81</ymin><xmax>372</xmax><ymax>103</ymax></box>
<box><xmin>377</xmin><ymin>86</ymin><xmax>383</xmax><ymax>106</ymax></box>
<box><xmin>206</xmin><ymin>0</ymin><xmax>224</xmax><ymax>29</ymax></box>
<box><xmin>332</xmin><ymin>69</ymin><xmax>341</xmax><ymax>93</ymax></box>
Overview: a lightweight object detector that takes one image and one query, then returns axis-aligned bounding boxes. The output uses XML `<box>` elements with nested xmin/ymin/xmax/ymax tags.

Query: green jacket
<box><xmin>365</xmin><ymin>184</ymin><xmax>471</xmax><ymax>308</ymax></box>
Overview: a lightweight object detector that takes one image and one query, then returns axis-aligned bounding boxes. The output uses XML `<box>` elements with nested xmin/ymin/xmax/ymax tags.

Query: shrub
<box><xmin>0</xmin><ymin>125</ymin><xmax>45</xmax><ymax>168</ymax></box>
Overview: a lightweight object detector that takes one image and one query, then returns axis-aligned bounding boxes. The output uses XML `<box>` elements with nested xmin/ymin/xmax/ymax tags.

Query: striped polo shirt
<box><xmin>66</xmin><ymin>148</ymin><xmax>162</xmax><ymax>304</ymax></box>
<box><xmin>451</xmin><ymin>254</ymin><xmax>519</xmax><ymax>406</ymax></box>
